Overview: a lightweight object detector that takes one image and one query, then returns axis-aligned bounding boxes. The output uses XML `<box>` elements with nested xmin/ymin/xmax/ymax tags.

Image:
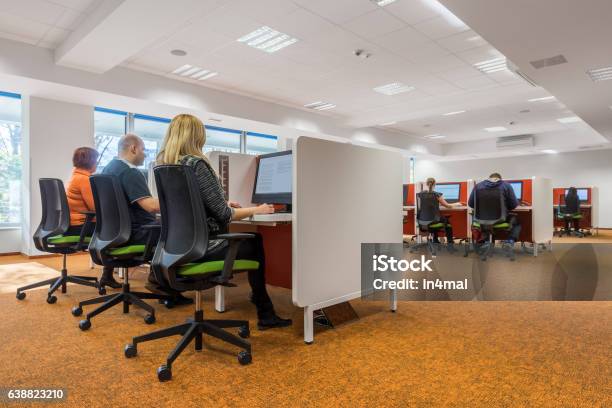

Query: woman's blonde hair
<box><xmin>426</xmin><ymin>177</ymin><xmax>436</xmax><ymax>192</ymax></box>
<box><xmin>157</xmin><ymin>114</ymin><xmax>208</xmax><ymax>165</ymax></box>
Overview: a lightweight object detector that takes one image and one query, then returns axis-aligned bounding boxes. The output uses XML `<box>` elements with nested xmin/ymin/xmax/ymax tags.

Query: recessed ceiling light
<box><xmin>424</xmin><ymin>134</ymin><xmax>446</xmax><ymax>139</ymax></box>
<box><xmin>373</xmin><ymin>82</ymin><xmax>415</xmax><ymax>95</ymax></box>
<box><xmin>586</xmin><ymin>66</ymin><xmax>612</xmax><ymax>82</ymax></box>
<box><xmin>484</xmin><ymin>126</ymin><xmax>508</xmax><ymax>132</ymax></box>
<box><xmin>474</xmin><ymin>57</ymin><xmax>508</xmax><ymax>74</ymax></box>
<box><xmin>379</xmin><ymin>121</ymin><xmax>397</xmax><ymax>126</ymax></box>
<box><xmin>304</xmin><ymin>101</ymin><xmax>336</xmax><ymax>111</ymax></box>
<box><xmin>237</xmin><ymin>26</ymin><xmax>298</xmax><ymax>53</ymax></box>
<box><xmin>557</xmin><ymin>116</ymin><xmax>581</xmax><ymax>124</ymax></box>
<box><xmin>541</xmin><ymin>149</ymin><xmax>558</xmax><ymax>154</ymax></box>
<box><xmin>171</xmin><ymin>64</ymin><xmax>218</xmax><ymax>80</ymax></box>
<box><xmin>528</xmin><ymin>96</ymin><xmax>556</xmax><ymax>102</ymax></box>
<box><xmin>442</xmin><ymin>110</ymin><xmax>466</xmax><ymax>116</ymax></box>
<box><xmin>370</xmin><ymin>0</ymin><xmax>398</xmax><ymax>6</ymax></box>
<box><xmin>170</xmin><ymin>49</ymin><xmax>187</xmax><ymax>56</ymax></box>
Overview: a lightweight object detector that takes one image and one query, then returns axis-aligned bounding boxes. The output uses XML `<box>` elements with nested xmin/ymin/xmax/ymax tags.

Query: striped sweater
<box><xmin>179</xmin><ymin>155</ymin><xmax>235</xmax><ymax>252</ymax></box>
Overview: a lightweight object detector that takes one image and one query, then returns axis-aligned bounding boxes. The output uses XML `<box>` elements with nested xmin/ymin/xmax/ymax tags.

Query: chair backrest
<box><xmin>473</xmin><ymin>186</ymin><xmax>507</xmax><ymax>226</ymax></box>
<box><xmin>152</xmin><ymin>164</ymin><xmax>209</xmax><ymax>289</ymax></box>
<box><xmin>88</xmin><ymin>174</ymin><xmax>132</xmax><ymax>262</ymax></box>
<box><xmin>564</xmin><ymin>191</ymin><xmax>580</xmax><ymax>214</ymax></box>
<box><xmin>416</xmin><ymin>191</ymin><xmax>441</xmax><ymax>226</ymax></box>
<box><xmin>33</xmin><ymin>178</ymin><xmax>70</xmax><ymax>251</ymax></box>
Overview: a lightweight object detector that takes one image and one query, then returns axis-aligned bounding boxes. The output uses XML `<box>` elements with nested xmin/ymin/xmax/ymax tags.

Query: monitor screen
<box><xmin>252</xmin><ymin>150</ymin><xmax>292</xmax><ymax>205</ymax></box>
<box><xmin>436</xmin><ymin>183</ymin><xmax>460</xmax><ymax>203</ymax></box>
<box><xmin>565</xmin><ymin>188</ymin><xmax>588</xmax><ymax>202</ymax></box>
<box><xmin>403</xmin><ymin>185</ymin><xmax>408</xmax><ymax>205</ymax></box>
<box><xmin>509</xmin><ymin>181</ymin><xmax>523</xmax><ymax>200</ymax></box>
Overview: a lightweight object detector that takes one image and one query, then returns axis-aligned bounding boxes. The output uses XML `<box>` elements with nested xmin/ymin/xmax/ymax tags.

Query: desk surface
<box><xmin>233</xmin><ymin>213</ymin><xmax>293</xmax><ymax>226</ymax></box>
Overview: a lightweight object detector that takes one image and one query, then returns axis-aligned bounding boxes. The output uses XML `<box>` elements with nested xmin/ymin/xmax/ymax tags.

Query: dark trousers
<box><xmin>507</xmin><ymin>214</ymin><xmax>521</xmax><ymax>241</ymax></box>
<box><xmin>432</xmin><ymin>216</ymin><xmax>454</xmax><ymax>243</ymax></box>
<box><xmin>200</xmin><ymin>233</ymin><xmax>274</xmax><ymax>318</ymax></box>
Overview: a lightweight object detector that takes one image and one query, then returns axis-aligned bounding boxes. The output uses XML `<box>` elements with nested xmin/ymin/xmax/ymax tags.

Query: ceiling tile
<box><xmin>54</xmin><ymin>8</ymin><xmax>87</xmax><ymax>30</ymax></box>
<box><xmin>220</xmin><ymin>0</ymin><xmax>299</xmax><ymax>25</ymax></box>
<box><xmin>292</xmin><ymin>0</ymin><xmax>378</xmax><ymax>25</ymax></box>
<box><xmin>436</xmin><ymin>65</ymin><xmax>482</xmax><ymax>82</ymax></box>
<box><xmin>383</xmin><ymin>0</ymin><xmax>443</xmax><ymax>25</ymax></box>
<box><xmin>45</xmin><ymin>0</ymin><xmax>99</xmax><ymax>12</ymax></box>
<box><xmin>0</xmin><ymin>0</ymin><xmax>65</xmax><ymax>25</ymax></box>
<box><xmin>451</xmin><ymin>75</ymin><xmax>498</xmax><ymax>91</ymax></box>
<box><xmin>342</xmin><ymin>9</ymin><xmax>406</xmax><ymax>39</ymax></box>
<box><xmin>413</xmin><ymin>15</ymin><xmax>469</xmax><ymax>40</ymax></box>
<box><xmin>436</xmin><ymin>29</ymin><xmax>487</xmax><ymax>53</ymax></box>
<box><xmin>0</xmin><ymin>12</ymin><xmax>50</xmax><ymax>42</ymax></box>
<box><xmin>372</xmin><ymin>26</ymin><xmax>431</xmax><ymax>56</ymax></box>
<box><xmin>457</xmin><ymin>45</ymin><xmax>504</xmax><ymax>64</ymax></box>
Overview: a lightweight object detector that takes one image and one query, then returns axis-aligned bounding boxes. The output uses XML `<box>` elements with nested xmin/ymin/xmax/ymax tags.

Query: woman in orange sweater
<box><xmin>66</xmin><ymin>147</ymin><xmax>120</xmax><ymax>288</ymax></box>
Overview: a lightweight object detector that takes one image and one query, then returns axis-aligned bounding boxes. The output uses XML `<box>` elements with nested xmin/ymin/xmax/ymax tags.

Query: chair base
<box><xmin>464</xmin><ymin>236</ymin><xmax>516</xmax><ymax>261</ymax></box>
<box><xmin>74</xmin><ymin>282</ymin><xmax>172</xmax><ymax>329</ymax></box>
<box><xmin>125</xmin><ymin>309</ymin><xmax>251</xmax><ymax>382</ymax></box>
<box><xmin>16</xmin><ymin>265</ymin><xmax>99</xmax><ymax>303</ymax></box>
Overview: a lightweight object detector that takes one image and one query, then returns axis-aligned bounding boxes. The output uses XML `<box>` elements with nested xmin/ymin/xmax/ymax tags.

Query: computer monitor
<box><xmin>403</xmin><ymin>185</ymin><xmax>408</xmax><ymax>205</ymax></box>
<box><xmin>565</xmin><ymin>188</ymin><xmax>588</xmax><ymax>202</ymax></box>
<box><xmin>252</xmin><ymin>150</ymin><xmax>292</xmax><ymax>205</ymax></box>
<box><xmin>508</xmin><ymin>181</ymin><xmax>523</xmax><ymax>201</ymax></box>
<box><xmin>435</xmin><ymin>183</ymin><xmax>460</xmax><ymax>203</ymax></box>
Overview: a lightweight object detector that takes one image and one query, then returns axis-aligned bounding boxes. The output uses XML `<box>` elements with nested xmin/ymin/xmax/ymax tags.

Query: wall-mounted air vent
<box><xmin>529</xmin><ymin>54</ymin><xmax>568</xmax><ymax>69</ymax></box>
<box><xmin>496</xmin><ymin>134</ymin><xmax>534</xmax><ymax>149</ymax></box>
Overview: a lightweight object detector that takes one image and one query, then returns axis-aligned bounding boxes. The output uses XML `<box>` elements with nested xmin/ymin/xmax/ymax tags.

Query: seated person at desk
<box><xmin>102</xmin><ymin>134</ymin><xmax>191</xmax><ymax>303</ymax></box>
<box><xmin>468</xmin><ymin>172</ymin><xmax>521</xmax><ymax>245</ymax></box>
<box><xmin>424</xmin><ymin>177</ymin><xmax>464</xmax><ymax>246</ymax></box>
<box><xmin>563</xmin><ymin>187</ymin><xmax>581</xmax><ymax>232</ymax></box>
<box><xmin>65</xmin><ymin>147</ymin><xmax>115</xmax><ymax>288</ymax></box>
<box><xmin>155</xmin><ymin>113</ymin><xmax>291</xmax><ymax>330</ymax></box>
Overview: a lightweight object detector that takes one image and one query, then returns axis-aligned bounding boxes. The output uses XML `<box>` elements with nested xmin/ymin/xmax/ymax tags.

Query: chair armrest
<box><xmin>77</xmin><ymin>211</ymin><xmax>96</xmax><ymax>250</ymax></box>
<box><xmin>216</xmin><ymin>233</ymin><xmax>255</xmax><ymax>240</ymax></box>
<box><xmin>142</xmin><ymin>223</ymin><xmax>161</xmax><ymax>261</ymax></box>
<box><xmin>210</xmin><ymin>233</ymin><xmax>254</xmax><ymax>285</ymax></box>
<box><xmin>141</xmin><ymin>224</ymin><xmax>161</xmax><ymax>230</ymax></box>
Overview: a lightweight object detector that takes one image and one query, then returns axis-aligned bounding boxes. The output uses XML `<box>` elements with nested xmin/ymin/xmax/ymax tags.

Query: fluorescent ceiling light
<box><xmin>237</xmin><ymin>26</ymin><xmax>298</xmax><ymax>53</ymax></box>
<box><xmin>371</xmin><ymin>0</ymin><xmax>398</xmax><ymax>6</ymax></box>
<box><xmin>373</xmin><ymin>82</ymin><xmax>415</xmax><ymax>96</ymax></box>
<box><xmin>474</xmin><ymin>57</ymin><xmax>508</xmax><ymax>74</ymax></box>
<box><xmin>586</xmin><ymin>66</ymin><xmax>612</xmax><ymax>82</ymax></box>
<box><xmin>304</xmin><ymin>101</ymin><xmax>336</xmax><ymax>111</ymax></box>
<box><xmin>557</xmin><ymin>116</ymin><xmax>581</xmax><ymax>124</ymax></box>
<box><xmin>171</xmin><ymin>65</ymin><xmax>218</xmax><ymax>80</ymax></box>
<box><xmin>484</xmin><ymin>126</ymin><xmax>508</xmax><ymax>132</ymax></box>
<box><xmin>528</xmin><ymin>96</ymin><xmax>556</xmax><ymax>102</ymax></box>
<box><xmin>379</xmin><ymin>121</ymin><xmax>397</xmax><ymax>126</ymax></box>
<box><xmin>541</xmin><ymin>149</ymin><xmax>558</xmax><ymax>154</ymax></box>
<box><xmin>442</xmin><ymin>110</ymin><xmax>466</xmax><ymax>116</ymax></box>
<box><xmin>424</xmin><ymin>134</ymin><xmax>446</xmax><ymax>139</ymax></box>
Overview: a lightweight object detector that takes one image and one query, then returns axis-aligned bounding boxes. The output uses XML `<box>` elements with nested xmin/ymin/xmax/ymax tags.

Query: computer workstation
<box><xmin>553</xmin><ymin>186</ymin><xmax>598</xmax><ymax>234</ymax></box>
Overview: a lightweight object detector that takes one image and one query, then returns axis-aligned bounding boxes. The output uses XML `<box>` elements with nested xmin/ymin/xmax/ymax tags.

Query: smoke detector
<box><xmin>353</xmin><ymin>49</ymin><xmax>372</xmax><ymax>59</ymax></box>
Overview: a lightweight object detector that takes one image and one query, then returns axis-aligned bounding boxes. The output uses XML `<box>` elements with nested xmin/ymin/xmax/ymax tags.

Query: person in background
<box><xmin>564</xmin><ymin>187</ymin><xmax>581</xmax><ymax>232</ymax></box>
<box><xmin>102</xmin><ymin>134</ymin><xmax>191</xmax><ymax>303</ymax></box>
<box><xmin>423</xmin><ymin>177</ymin><xmax>464</xmax><ymax>247</ymax></box>
<box><xmin>156</xmin><ymin>113</ymin><xmax>292</xmax><ymax>330</ymax></box>
<box><xmin>65</xmin><ymin>147</ymin><xmax>119</xmax><ymax>288</ymax></box>
<box><xmin>468</xmin><ymin>172</ymin><xmax>521</xmax><ymax>245</ymax></box>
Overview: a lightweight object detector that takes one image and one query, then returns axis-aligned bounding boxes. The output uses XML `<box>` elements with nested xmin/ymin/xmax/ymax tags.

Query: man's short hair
<box><xmin>118</xmin><ymin>133</ymin><xmax>143</xmax><ymax>153</ymax></box>
<box><xmin>489</xmin><ymin>172</ymin><xmax>502</xmax><ymax>179</ymax></box>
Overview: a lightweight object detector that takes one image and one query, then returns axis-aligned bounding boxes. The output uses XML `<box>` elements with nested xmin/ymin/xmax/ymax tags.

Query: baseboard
<box><xmin>0</xmin><ymin>251</ymin><xmax>21</xmax><ymax>257</ymax></box>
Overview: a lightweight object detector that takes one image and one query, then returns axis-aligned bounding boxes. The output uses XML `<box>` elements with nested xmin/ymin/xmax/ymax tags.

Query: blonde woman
<box><xmin>424</xmin><ymin>177</ymin><xmax>463</xmax><ymax>245</ymax></box>
<box><xmin>156</xmin><ymin>114</ymin><xmax>291</xmax><ymax>330</ymax></box>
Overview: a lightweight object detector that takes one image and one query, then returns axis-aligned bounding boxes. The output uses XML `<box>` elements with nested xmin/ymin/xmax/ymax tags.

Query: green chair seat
<box><xmin>48</xmin><ymin>235</ymin><xmax>91</xmax><ymax>244</ymax></box>
<box><xmin>572</xmin><ymin>214</ymin><xmax>583</xmax><ymax>219</ymax></box>
<box><xmin>109</xmin><ymin>244</ymin><xmax>146</xmax><ymax>256</ymax></box>
<box><xmin>428</xmin><ymin>222</ymin><xmax>445</xmax><ymax>229</ymax></box>
<box><xmin>472</xmin><ymin>222</ymin><xmax>509</xmax><ymax>229</ymax></box>
<box><xmin>178</xmin><ymin>259</ymin><xmax>260</xmax><ymax>277</ymax></box>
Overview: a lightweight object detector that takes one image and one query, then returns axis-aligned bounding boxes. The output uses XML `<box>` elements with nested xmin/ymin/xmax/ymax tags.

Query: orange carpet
<box><xmin>0</xmin><ymin>254</ymin><xmax>610</xmax><ymax>407</ymax></box>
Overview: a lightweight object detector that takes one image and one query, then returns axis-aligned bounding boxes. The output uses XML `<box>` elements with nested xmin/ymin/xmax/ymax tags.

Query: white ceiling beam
<box><xmin>55</xmin><ymin>0</ymin><xmax>209</xmax><ymax>73</ymax></box>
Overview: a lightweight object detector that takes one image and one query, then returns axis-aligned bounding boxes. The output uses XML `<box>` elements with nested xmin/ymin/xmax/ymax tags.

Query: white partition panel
<box><xmin>591</xmin><ymin>186</ymin><xmax>599</xmax><ymax>229</ymax></box>
<box><xmin>293</xmin><ymin>136</ymin><xmax>403</xmax><ymax>308</ymax></box>
<box><xmin>207</xmin><ymin>151</ymin><xmax>257</xmax><ymax>206</ymax></box>
<box><xmin>532</xmin><ymin>176</ymin><xmax>553</xmax><ymax>243</ymax></box>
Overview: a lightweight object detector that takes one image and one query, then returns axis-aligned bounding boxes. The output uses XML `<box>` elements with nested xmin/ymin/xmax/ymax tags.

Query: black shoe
<box><xmin>99</xmin><ymin>276</ymin><xmax>122</xmax><ymax>289</ymax></box>
<box><xmin>171</xmin><ymin>294</ymin><xmax>193</xmax><ymax>306</ymax></box>
<box><xmin>257</xmin><ymin>314</ymin><xmax>292</xmax><ymax>331</ymax></box>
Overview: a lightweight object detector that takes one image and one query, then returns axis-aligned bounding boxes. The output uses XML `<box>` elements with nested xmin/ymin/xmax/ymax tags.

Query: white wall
<box><xmin>20</xmin><ymin>96</ymin><xmax>94</xmax><ymax>255</ymax></box>
<box><xmin>415</xmin><ymin>149</ymin><xmax>612</xmax><ymax>227</ymax></box>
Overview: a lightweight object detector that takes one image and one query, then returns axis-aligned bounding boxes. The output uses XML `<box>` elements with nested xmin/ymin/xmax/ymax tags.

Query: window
<box><xmin>133</xmin><ymin>114</ymin><xmax>170</xmax><ymax>169</ymax></box>
<box><xmin>94</xmin><ymin>107</ymin><xmax>127</xmax><ymax>169</ymax></box>
<box><xmin>245</xmin><ymin>132</ymin><xmax>278</xmax><ymax>155</ymax></box>
<box><xmin>0</xmin><ymin>91</ymin><xmax>22</xmax><ymax>227</ymax></box>
<box><xmin>204</xmin><ymin>125</ymin><xmax>241</xmax><ymax>153</ymax></box>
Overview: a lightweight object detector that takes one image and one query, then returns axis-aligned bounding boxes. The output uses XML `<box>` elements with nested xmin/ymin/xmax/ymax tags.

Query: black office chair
<box><xmin>72</xmin><ymin>174</ymin><xmax>171</xmax><ymax>330</ymax></box>
<box><xmin>410</xmin><ymin>191</ymin><xmax>449</xmax><ymax>255</ymax></box>
<box><xmin>466</xmin><ymin>187</ymin><xmax>515</xmax><ymax>261</ymax></box>
<box><xmin>556</xmin><ymin>193</ymin><xmax>584</xmax><ymax>237</ymax></box>
<box><xmin>124</xmin><ymin>165</ymin><xmax>258</xmax><ymax>382</ymax></box>
<box><xmin>16</xmin><ymin>178</ymin><xmax>100</xmax><ymax>303</ymax></box>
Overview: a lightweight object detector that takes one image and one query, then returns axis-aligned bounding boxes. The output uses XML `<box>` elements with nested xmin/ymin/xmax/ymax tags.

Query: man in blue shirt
<box><xmin>468</xmin><ymin>172</ymin><xmax>521</xmax><ymax>243</ymax></box>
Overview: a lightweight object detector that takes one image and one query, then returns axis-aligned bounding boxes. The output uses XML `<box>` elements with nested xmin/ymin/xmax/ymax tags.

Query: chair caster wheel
<box><xmin>16</xmin><ymin>292</ymin><xmax>25</xmax><ymax>300</ymax></box>
<box><xmin>163</xmin><ymin>300</ymin><xmax>174</xmax><ymax>309</ymax></box>
<box><xmin>238</xmin><ymin>326</ymin><xmax>250</xmax><ymax>339</ymax></box>
<box><xmin>124</xmin><ymin>344</ymin><xmax>137</xmax><ymax>358</ymax></box>
<box><xmin>144</xmin><ymin>314</ymin><xmax>155</xmax><ymax>324</ymax></box>
<box><xmin>157</xmin><ymin>365</ymin><xmax>172</xmax><ymax>382</ymax></box>
<box><xmin>238</xmin><ymin>351</ymin><xmax>252</xmax><ymax>365</ymax></box>
<box><xmin>98</xmin><ymin>287</ymin><xmax>106</xmax><ymax>295</ymax></box>
<box><xmin>46</xmin><ymin>295</ymin><xmax>57</xmax><ymax>304</ymax></box>
<box><xmin>79</xmin><ymin>319</ymin><xmax>91</xmax><ymax>331</ymax></box>
<box><xmin>71</xmin><ymin>306</ymin><xmax>82</xmax><ymax>317</ymax></box>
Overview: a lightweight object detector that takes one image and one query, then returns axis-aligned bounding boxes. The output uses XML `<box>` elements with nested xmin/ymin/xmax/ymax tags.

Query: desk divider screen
<box><xmin>293</xmin><ymin>136</ymin><xmax>403</xmax><ymax>308</ymax></box>
<box><xmin>206</xmin><ymin>151</ymin><xmax>257</xmax><ymax>206</ymax></box>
